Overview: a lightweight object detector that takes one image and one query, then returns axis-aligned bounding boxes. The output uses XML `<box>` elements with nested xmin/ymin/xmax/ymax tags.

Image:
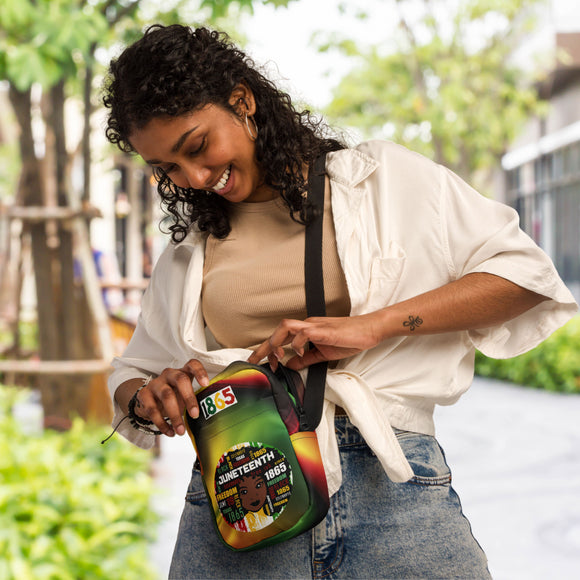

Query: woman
<box><xmin>103</xmin><ymin>24</ymin><xmax>577</xmax><ymax>579</ymax></box>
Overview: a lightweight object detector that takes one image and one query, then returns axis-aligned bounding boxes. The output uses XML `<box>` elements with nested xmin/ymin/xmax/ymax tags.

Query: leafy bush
<box><xmin>0</xmin><ymin>385</ymin><xmax>160</xmax><ymax>580</ymax></box>
<box><xmin>475</xmin><ymin>316</ymin><xmax>580</xmax><ymax>393</ymax></box>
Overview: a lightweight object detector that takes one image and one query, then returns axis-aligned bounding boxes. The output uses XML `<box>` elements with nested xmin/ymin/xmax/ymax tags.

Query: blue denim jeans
<box><xmin>169</xmin><ymin>416</ymin><xmax>490</xmax><ymax>579</ymax></box>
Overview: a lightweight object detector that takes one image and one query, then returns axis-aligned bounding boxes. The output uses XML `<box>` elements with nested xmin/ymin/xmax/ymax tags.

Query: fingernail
<box><xmin>190</xmin><ymin>407</ymin><xmax>199</xmax><ymax>419</ymax></box>
<box><xmin>199</xmin><ymin>377</ymin><xmax>209</xmax><ymax>387</ymax></box>
<box><xmin>167</xmin><ymin>429</ymin><xmax>175</xmax><ymax>437</ymax></box>
<box><xmin>177</xmin><ymin>424</ymin><xmax>185</xmax><ymax>436</ymax></box>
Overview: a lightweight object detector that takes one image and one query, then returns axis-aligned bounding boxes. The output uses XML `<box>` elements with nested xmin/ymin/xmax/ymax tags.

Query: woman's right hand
<box><xmin>129</xmin><ymin>359</ymin><xmax>209</xmax><ymax>437</ymax></box>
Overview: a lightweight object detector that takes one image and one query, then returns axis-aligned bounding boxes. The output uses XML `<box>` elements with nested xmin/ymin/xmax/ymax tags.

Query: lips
<box><xmin>212</xmin><ymin>165</ymin><xmax>231</xmax><ymax>193</ymax></box>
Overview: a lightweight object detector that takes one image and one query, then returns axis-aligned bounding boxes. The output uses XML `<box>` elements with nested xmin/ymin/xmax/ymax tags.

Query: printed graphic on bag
<box><xmin>214</xmin><ymin>442</ymin><xmax>293</xmax><ymax>533</ymax></box>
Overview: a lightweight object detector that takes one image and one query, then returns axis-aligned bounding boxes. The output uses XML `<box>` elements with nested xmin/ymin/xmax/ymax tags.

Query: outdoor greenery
<box><xmin>0</xmin><ymin>385</ymin><xmax>159</xmax><ymax>580</ymax></box>
<box><xmin>475</xmin><ymin>316</ymin><xmax>580</xmax><ymax>394</ymax></box>
<box><xmin>321</xmin><ymin>0</ymin><xmax>546</xmax><ymax>190</ymax></box>
<box><xmin>0</xmin><ymin>3</ymin><xmax>576</xmax><ymax>579</ymax></box>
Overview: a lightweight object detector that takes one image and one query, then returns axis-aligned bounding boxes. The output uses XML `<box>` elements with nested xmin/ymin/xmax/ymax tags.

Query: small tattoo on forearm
<box><xmin>403</xmin><ymin>315</ymin><xmax>423</xmax><ymax>331</ymax></box>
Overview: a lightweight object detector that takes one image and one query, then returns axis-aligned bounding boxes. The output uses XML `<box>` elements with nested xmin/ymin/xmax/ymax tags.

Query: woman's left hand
<box><xmin>247</xmin><ymin>314</ymin><xmax>382</xmax><ymax>370</ymax></box>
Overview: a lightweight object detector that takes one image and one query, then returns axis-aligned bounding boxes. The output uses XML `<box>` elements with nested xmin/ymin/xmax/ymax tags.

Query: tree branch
<box><xmin>395</xmin><ymin>0</ymin><xmax>445</xmax><ymax>164</ymax></box>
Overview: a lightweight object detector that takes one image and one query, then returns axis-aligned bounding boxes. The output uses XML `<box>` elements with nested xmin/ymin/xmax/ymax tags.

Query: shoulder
<box><xmin>360</xmin><ymin>140</ymin><xmax>438</xmax><ymax>167</ymax></box>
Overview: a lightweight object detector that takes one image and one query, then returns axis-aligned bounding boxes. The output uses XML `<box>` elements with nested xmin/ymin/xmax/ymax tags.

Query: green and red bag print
<box><xmin>184</xmin><ymin>360</ymin><xmax>329</xmax><ymax>551</ymax></box>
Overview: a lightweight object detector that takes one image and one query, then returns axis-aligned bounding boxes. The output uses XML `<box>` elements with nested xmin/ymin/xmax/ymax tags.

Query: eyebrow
<box><xmin>144</xmin><ymin>126</ymin><xmax>199</xmax><ymax>165</ymax></box>
<box><xmin>171</xmin><ymin>127</ymin><xmax>198</xmax><ymax>153</ymax></box>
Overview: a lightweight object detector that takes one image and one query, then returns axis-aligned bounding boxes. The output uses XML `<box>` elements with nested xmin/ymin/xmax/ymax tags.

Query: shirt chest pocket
<box><xmin>366</xmin><ymin>245</ymin><xmax>406</xmax><ymax>311</ymax></box>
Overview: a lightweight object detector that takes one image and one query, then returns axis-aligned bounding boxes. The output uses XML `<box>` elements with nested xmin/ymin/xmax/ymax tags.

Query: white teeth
<box><xmin>213</xmin><ymin>166</ymin><xmax>231</xmax><ymax>192</ymax></box>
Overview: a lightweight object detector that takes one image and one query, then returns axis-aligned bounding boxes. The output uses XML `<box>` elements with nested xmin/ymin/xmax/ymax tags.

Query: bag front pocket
<box><xmin>193</xmin><ymin>408</ymin><xmax>315</xmax><ymax>550</ymax></box>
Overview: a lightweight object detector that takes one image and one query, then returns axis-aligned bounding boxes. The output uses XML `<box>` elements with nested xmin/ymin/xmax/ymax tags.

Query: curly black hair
<box><xmin>102</xmin><ymin>24</ymin><xmax>345</xmax><ymax>241</ymax></box>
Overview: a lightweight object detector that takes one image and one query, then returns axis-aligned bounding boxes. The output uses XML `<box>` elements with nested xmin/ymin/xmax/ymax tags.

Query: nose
<box><xmin>176</xmin><ymin>163</ymin><xmax>213</xmax><ymax>191</ymax></box>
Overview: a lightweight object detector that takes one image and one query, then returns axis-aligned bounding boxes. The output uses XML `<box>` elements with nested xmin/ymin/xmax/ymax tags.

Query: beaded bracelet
<box><xmin>128</xmin><ymin>377</ymin><xmax>154</xmax><ymax>424</ymax></box>
<box><xmin>127</xmin><ymin>376</ymin><xmax>166</xmax><ymax>435</ymax></box>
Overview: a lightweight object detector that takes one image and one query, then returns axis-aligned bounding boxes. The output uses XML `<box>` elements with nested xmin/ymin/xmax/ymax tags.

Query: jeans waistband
<box><xmin>334</xmin><ymin>414</ymin><xmax>407</xmax><ymax>448</ymax></box>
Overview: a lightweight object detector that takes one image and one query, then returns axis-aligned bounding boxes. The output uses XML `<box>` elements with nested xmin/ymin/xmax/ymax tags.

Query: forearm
<box><xmin>375</xmin><ymin>272</ymin><xmax>548</xmax><ymax>341</ymax></box>
<box><xmin>248</xmin><ymin>272</ymin><xmax>550</xmax><ymax>370</ymax></box>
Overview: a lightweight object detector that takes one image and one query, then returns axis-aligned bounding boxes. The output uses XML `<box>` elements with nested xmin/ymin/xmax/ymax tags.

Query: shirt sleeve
<box><xmin>439</xmin><ymin>165</ymin><xmax>578</xmax><ymax>358</ymax></box>
<box><xmin>107</xmin><ymin>310</ymin><xmax>179</xmax><ymax>448</ymax></box>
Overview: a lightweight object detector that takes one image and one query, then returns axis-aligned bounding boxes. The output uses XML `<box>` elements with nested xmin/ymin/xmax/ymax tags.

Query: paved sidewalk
<box><xmin>150</xmin><ymin>377</ymin><xmax>580</xmax><ymax>579</ymax></box>
<box><xmin>435</xmin><ymin>377</ymin><xmax>580</xmax><ymax>580</ymax></box>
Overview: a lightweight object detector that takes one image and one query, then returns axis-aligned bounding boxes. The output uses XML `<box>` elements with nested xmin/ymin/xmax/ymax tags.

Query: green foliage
<box><xmin>0</xmin><ymin>0</ymin><xmax>282</xmax><ymax>91</ymax></box>
<box><xmin>322</xmin><ymin>0</ymin><xmax>547</xmax><ymax>186</ymax></box>
<box><xmin>0</xmin><ymin>0</ymin><xmax>110</xmax><ymax>90</ymax></box>
<box><xmin>475</xmin><ymin>317</ymin><xmax>580</xmax><ymax>393</ymax></box>
<box><xmin>0</xmin><ymin>385</ymin><xmax>160</xmax><ymax>580</ymax></box>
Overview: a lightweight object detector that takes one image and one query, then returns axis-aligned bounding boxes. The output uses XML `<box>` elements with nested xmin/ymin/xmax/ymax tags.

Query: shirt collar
<box><xmin>326</xmin><ymin>147</ymin><xmax>379</xmax><ymax>188</ymax></box>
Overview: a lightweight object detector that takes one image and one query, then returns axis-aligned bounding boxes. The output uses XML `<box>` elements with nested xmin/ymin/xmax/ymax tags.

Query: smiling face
<box><xmin>128</xmin><ymin>85</ymin><xmax>276</xmax><ymax>204</ymax></box>
<box><xmin>239</xmin><ymin>474</ymin><xmax>268</xmax><ymax>512</ymax></box>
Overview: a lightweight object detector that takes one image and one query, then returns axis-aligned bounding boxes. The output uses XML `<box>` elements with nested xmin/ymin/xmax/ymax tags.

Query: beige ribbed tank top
<box><xmin>202</xmin><ymin>179</ymin><xmax>351</xmax><ymax>350</ymax></box>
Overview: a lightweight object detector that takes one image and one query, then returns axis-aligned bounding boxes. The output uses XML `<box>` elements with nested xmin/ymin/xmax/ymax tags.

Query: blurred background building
<box><xmin>502</xmin><ymin>32</ymin><xmax>580</xmax><ymax>301</ymax></box>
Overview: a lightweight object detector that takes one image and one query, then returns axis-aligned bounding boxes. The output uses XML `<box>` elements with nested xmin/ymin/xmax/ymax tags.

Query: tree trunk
<box><xmin>49</xmin><ymin>82</ymin><xmax>81</xmax><ymax>358</ymax></box>
<box><xmin>8</xmin><ymin>85</ymin><xmax>60</xmax><ymax>361</ymax></box>
<box><xmin>46</xmin><ymin>81</ymin><xmax>94</xmax><ymax>419</ymax></box>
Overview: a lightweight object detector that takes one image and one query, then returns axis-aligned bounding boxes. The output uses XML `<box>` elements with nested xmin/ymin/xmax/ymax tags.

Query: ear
<box><xmin>229</xmin><ymin>83</ymin><xmax>256</xmax><ymax>116</ymax></box>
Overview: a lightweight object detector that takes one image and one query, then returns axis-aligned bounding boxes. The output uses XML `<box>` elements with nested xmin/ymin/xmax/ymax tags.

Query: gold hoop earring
<box><xmin>244</xmin><ymin>112</ymin><xmax>258</xmax><ymax>142</ymax></box>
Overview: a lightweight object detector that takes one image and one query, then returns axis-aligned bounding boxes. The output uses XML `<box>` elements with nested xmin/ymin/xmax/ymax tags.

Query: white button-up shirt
<box><xmin>108</xmin><ymin>141</ymin><xmax>578</xmax><ymax>495</ymax></box>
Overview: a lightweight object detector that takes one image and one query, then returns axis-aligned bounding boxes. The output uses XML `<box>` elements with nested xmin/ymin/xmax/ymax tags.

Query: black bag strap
<box><xmin>302</xmin><ymin>153</ymin><xmax>328</xmax><ymax>431</ymax></box>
